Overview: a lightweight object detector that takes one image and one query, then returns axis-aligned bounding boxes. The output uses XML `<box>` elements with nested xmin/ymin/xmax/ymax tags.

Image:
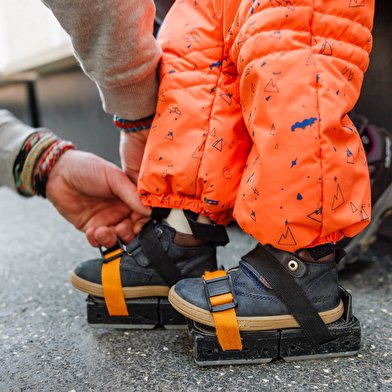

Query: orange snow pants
<box><xmin>139</xmin><ymin>0</ymin><xmax>375</xmax><ymax>251</ymax></box>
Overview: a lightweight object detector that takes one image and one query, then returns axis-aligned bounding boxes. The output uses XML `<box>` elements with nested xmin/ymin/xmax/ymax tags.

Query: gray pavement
<box><xmin>1</xmin><ymin>187</ymin><xmax>392</xmax><ymax>392</ymax></box>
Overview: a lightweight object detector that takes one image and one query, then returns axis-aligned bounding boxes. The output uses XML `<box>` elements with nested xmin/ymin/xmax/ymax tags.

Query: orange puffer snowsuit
<box><xmin>139</xmin><ymin>0</ymin><xmax>375</xmax><ymax>251</ymax></box>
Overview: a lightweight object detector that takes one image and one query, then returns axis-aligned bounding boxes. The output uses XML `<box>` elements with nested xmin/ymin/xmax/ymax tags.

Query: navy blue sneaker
<box><xmin>71</xmin><ymin>220</ymin><xmax>225</xmax><ymax>298</ymax></box>
<box><xmin>169</xmin><ymin>244</ymin><xmax>344</xmax><ymax>331</ymax></box>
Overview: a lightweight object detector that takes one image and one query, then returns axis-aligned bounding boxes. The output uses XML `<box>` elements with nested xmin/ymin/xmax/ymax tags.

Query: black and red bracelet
<box><xmin>113</xmin><ymin>114</ymin><xmax>155</xmax><ymax>132</ymax></box>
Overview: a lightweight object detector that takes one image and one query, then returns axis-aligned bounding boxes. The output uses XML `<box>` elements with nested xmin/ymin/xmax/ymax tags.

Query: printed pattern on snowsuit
<box><xmin>139</xmin><ymin>0</ymin><xmax>374</xmax><ymax>251</ymax></box>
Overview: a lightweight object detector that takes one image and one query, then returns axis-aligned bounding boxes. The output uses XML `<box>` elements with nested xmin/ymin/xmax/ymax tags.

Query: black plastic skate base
<box><xmin>86</xmin><ymin>295</ymin><xmax>186</xmax><ymax>329</ymax></box>
<box><xmin>188</xmin><ymin>287</ymin><xmax>361</xmax><ymax>366</ymax></box>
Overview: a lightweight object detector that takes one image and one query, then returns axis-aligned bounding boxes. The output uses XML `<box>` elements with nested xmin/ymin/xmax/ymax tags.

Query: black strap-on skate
<box><xmin>242</xmin><ymin>246</ymin><xmax>335</xmax><ymax>347</ymax></box>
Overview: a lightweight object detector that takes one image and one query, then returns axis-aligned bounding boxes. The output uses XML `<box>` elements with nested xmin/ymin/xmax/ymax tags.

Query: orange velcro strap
<box><xmin>101</xmin><ymin>248</ymin><xmax>129</xmax><ymax>316</ymax></box>
<box><xmin>203</xmin><ymin>270</ymin><xmax>242</xmax><ymax>351</ymax></box>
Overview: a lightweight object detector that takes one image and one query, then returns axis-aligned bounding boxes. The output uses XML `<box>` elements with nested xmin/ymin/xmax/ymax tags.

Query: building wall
<box><xmin>0</xmin><ymin>0</ymin><xmax>72</xmax><ymax>74</ymax></box>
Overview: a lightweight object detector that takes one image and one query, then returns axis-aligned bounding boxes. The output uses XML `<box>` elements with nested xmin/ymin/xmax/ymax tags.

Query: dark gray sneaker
<box><xmin>71</xmin><ymin>219</ymin><xmax>227</xmax><ymax>299</ymax></box>
<box><xmin>169</xmin><ymin>244</ymin><xmax>344</xmax><ymax>331</ymax></box>
<box><xmin>343</xmin><ymin>114</ymin><xmax>392</xmax><ymax>264</ymax></box>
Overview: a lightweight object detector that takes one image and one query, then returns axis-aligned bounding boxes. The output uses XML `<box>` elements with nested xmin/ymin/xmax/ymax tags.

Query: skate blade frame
<box><xmin>86</xmin><ymin>296</ymin><xmax>186</xmax><ymax>329</ymax></box>
<box><xmin>188</xmin><ymin>287</ymin><xmax>361</xmax><ymax>366</ymax></box>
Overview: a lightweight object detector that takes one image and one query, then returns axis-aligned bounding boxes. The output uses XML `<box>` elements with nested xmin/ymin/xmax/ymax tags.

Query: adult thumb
<box><xmin>108</xmin><ymin>170</ymin><xmax>151</xmax><ymax>217</ymax></box>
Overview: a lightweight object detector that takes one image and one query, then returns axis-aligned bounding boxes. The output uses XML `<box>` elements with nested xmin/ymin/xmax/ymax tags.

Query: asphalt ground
<box><xmin>1</xmin><ymin>187</ymin><xmax>391</xmax><ymax>392</ymax></box>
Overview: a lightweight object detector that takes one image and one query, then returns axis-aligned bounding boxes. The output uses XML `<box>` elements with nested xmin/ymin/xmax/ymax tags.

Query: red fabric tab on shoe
<box><xmin>101</xmin><ymin>248</ymin><xmax>129</xmax><ymax>316</ymax></box>
<box><xmin>203</xmin><ymin>270</ymin><xmax>242</xmax><ymax>351</ymax></box>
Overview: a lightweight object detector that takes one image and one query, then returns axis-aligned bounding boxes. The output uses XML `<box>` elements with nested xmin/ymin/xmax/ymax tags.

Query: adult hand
<box><xmin>119</xmin><ymin>129</ymin><xmax>151</xmax><ymax>234</ymax></box>
<box><xmin>43</xmin><ymin>149</ymin><xmax>151</xmax><ymax>248</ymax></box>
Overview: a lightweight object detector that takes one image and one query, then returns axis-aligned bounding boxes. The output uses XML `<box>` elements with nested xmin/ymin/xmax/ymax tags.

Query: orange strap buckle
<box><xmin>100</xmin><ymin>241</ymin><xmax>129</xmax><ymax>316</ymax></box>
<box><xmin>203</xmin><ymin>270</ymin><xmax>242</xmax><ymax>351</ymax></box>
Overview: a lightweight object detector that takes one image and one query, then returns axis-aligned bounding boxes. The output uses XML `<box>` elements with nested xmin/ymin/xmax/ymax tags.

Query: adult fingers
<box><xmin>94</xmin><ymin>226</ymin><xmax>118</xmax><ymax>248</ymax></box>
<box><xmin>131</xmin><ymin>212</ymin><xmax>151</xmax><ymax>234</ymax></box>
<box><xmin>114</xmin><ymin>218</ymin><xmax>135</xmax><ymax>245</ymax></box>
<box><xmin>86</xmin><ymin>227</ymin><xmax>100</xmax><ymax>247</ymax></box>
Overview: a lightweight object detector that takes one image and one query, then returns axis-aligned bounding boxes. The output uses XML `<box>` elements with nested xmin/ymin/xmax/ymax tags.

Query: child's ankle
<box><xmin>166</xmin><ymin>208</ymin><xmax>211</xmax><ymax>247</ymax></box>
<box><xmin>173</xmin><ymin>231</ymin><xmax>209</xmax><ymax>247</ymax></box>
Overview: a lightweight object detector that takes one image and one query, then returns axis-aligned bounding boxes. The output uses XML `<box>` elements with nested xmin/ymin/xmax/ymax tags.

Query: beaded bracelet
<box><xmin>33</xmin><ymin>140</ymin><xmax>76</xmax><ymax>197</ymax></box>
<box><xmin>113</xmin><ymin>113</ymin><xmax>155</xmax><ymax>132</ymax></box>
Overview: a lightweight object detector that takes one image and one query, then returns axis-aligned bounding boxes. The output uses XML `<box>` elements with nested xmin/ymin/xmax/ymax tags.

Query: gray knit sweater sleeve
<box><xmin>42</xmin><ymin>0</ymin><xmax>161</xmax><ymax>120</ymax></box>
<box><xmin>0</xmin><ymin>110</ymin><xmax>42</xmax><ymax>190</ymax></box>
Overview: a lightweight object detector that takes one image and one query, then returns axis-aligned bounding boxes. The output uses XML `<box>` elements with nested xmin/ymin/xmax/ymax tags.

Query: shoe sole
<box><xmin>343</xmin><ymin>180</ymin><xmax>392</xmax><ymax>266</ymax></box>
<box><xmin>168</xmin><ymin>286</ymin><xmax>344</xmax><ymax>331</ymax></box>
<box><xmin>85</xmin><ymin>295</ymin><xmax>187</xmax><ymax>329</ymax></box>
<box><xmin>70</xmin><ymin>270</ymin><xmax>170</xmax><ymax>298</ymax></box>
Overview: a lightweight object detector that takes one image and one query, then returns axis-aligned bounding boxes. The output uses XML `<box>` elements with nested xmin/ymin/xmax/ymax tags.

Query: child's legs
<box><xmin>139</xmin><ymin>0</ymin><xmax>251</xmax><ymax>225</ymax></box>
<box><xmin>229</xmin><ymin>0</ymin><xmax>374</xmax><ymax>250</ymax></box>
<box><xmin>140</xmin><ymin>0</ymin><xmax>374</xmax><ymax>253</ymax></box>
<box><xmin>164</xmin><ymin>0</ymin><xmax>374</xmax><ymax>359</ymax></box>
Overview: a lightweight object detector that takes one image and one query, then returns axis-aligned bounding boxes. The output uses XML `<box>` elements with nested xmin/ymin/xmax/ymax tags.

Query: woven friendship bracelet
<box><xmin>37</xmin><ymin>140</ymin><xmax>62</xmax><ymax>176</ymax></box>
<box><xmin>38</xmin><ymin>139</ymin><xmax>75</xmax><ymax>178</ymax></box>
<box><xmin>33</xmin><ymin>140</ymin><xmax>76</xmax><ymax>198</ymax></box>
<box><xmin>113</xmin><ymin>113</ymin><xmax>155</xmax><ymax>132</ymax></box>
<box><xmin>14</xmin><ymin>131</ymin><xmax>49</xmax><ymax>191</ymax></box>
<box><xmin>19</xmin><ymin>133</ymin><xmax>58</xmax><ymax>195</ymax></box>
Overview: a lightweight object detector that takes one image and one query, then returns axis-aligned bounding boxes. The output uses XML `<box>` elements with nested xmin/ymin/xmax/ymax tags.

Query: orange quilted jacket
<box><xmin>139</xmin><ymin>0</ymin><xmax>374</xmax><ymax>251</ymax></box>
